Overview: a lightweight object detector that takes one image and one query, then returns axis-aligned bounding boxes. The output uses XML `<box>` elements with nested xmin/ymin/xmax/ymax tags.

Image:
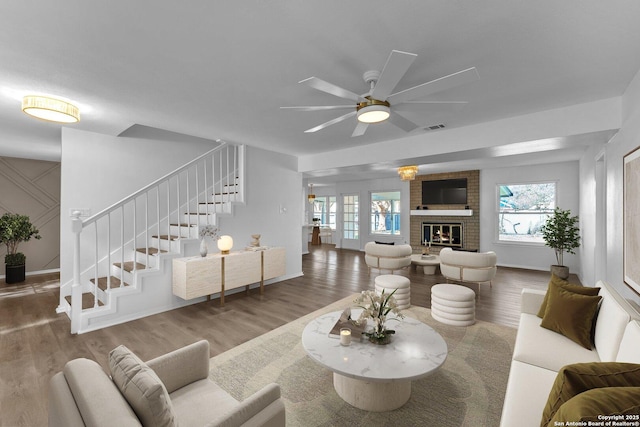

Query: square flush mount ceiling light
<box><xmin>22</xmin><ymin>95</ymin><xmax>80</xmax><ymax>123</ymax></box>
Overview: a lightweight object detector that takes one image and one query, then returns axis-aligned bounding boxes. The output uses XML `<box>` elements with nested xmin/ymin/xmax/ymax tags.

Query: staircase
<box><xmin>57</xmin><ymin>142</ymin><xmax>245</xmax><ymax>334</ymax></box>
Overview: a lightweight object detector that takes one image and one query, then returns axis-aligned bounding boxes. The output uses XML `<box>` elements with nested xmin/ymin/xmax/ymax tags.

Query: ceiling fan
<box><xmin>281</xmin><ymin>50</ymin><xmax>479</xmax><ymax>137</ymax></box>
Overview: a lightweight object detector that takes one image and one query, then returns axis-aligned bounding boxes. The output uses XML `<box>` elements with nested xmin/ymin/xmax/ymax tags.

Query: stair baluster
<box><xmin>93</xmin><ymin>224</ymin><xmax>98</xmax><ymax>308</ymax></box>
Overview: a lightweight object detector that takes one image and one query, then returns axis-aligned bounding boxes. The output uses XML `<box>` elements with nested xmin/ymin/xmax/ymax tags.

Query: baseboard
<box><xmin>0</xmin><ymin>267</ymin><xmax>60</xmax><ymax>280</ymax></box>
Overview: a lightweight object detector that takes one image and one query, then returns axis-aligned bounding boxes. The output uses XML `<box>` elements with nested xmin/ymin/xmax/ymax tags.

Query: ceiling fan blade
<box><xmin>370</xmin><ymin>50</ymin><xmax>417</xmax><ymax>100</ymax></box>
<box><xmin>388</xmin><ymin>111</ymin><xmax>420</xmax><ymax>133</ymax></box>
<box><xmin>304</xmin><ymin>111</ymin><xmax>356</xmax><ymax>133</ymax></box>
<box><xmin>387</xmin><ymin>67</ymin><xmax>479</xmax><ymax>105</ymax></box>
<box><xmin>300</xmin><ymin>77</ymin><xmax>365</xmax><ymax>102</ymax></box>
<box><xmin>351</xmin><ymin>122</ymin><xmax>369</xmax><ymax>137</ymax></box>
<box><xmin>393</xmin><ymin>101</ymin><xmax>468</xmax><ymax>112</ymax></box>
<box><xmin>280</xmin><ymin>105</ymin><xmax>354</xmax><ymax>112</ymax></box>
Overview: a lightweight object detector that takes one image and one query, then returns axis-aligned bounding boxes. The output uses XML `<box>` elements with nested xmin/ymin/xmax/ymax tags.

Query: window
<box><xmin>343</xmin><ymin>194</ymin><xmax>359</xmax><ymax>239</ymax></box>
<box><xmin>497</xmin><ymin>182</ymin><xmax>556</xmax><ymax>243</ymax></box>
<box><xmin>312</xmin><ymin>196</ymin><xmax>336</xmax><ymax>229</ymax></box>
<box><xmin>370</xmin><ymin>191</ymin><xmax>401</xmax><ymax>235</ymax></box>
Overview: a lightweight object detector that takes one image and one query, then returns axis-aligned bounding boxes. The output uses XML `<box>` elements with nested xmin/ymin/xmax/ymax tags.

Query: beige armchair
<box><xmin>439</xmin><ymin>247</ymin><xmax>497</xmax><ymax>290</ymax></box>
<box><xmin>49</xmin><ymin>340</ymin><xmax>285</xmax><ymax>427</ymax></box>
<box><xmin>364</xmin><ymin>242</ymin><xmax>412</xmax><ymax>274</ymax></box>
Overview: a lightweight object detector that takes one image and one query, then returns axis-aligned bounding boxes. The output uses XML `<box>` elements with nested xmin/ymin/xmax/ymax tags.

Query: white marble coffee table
<box><xmin>411</xmin><ymin>254</ymin><xmax>440</xmax><ymax>274</ymax></box>
<box><xmin>301</xmin><ymin>310</ymin><xmax>448</xmax><ymax>411</ymax></box>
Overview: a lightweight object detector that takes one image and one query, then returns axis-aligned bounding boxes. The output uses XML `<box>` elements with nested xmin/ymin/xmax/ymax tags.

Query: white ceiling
<box><xmin>1</xmin><ymin>1</ymin><xmax>639</xmax><ymax>182</ymax></box>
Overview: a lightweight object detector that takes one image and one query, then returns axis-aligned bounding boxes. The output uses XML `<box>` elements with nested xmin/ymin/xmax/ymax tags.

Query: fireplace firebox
<box><xmin>422</xmin><ymin>222</ymin><xmax>463</xmax><ymax>248</ymax></box>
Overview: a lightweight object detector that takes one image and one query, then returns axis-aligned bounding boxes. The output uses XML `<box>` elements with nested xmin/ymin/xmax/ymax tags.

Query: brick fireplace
<box><xmin>409</xmin><ymin>170</ymin><xmax>479</xmax><ymax>252</ymax></box>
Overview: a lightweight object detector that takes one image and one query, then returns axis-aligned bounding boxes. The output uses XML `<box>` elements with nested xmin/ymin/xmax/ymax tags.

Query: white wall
<box><xmin>579</xmin><ymin>66</ymin><xmax>640</xmax><ymax>304</ymax></box>
<box><xmin>480</xmin><ymin>161</ymin><xmax>580</xmax><ymax>273</ymax></box>
<box><xmin>577</xmin><ymin>142</ymin><xmax>607</xmax><ymax>289</ymax></box>
<box><xmin>60</xmin><ymin>128</ymin><xmax>219</xmax><ymax>285</ymax></box>
<box><xmin>215</xmin><ymin>146</ymin><xmax>302</xmax><ymax>279</ymax></box>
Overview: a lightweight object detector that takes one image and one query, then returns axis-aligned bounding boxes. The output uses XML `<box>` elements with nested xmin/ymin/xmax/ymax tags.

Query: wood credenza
<box><xmin>172</xmin><ymin>247</ymin><xmax>286</xmax><ymax>305</ymax></box>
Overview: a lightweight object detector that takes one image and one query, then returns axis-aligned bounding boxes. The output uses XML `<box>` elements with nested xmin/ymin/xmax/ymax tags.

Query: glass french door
<box><xmin>341</xmin><ymin>193</ymin><xmax>359</xmax><ymax>249</ymax></box>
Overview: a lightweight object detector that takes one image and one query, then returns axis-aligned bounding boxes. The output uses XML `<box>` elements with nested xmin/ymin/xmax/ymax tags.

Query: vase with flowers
<box><xmin>354</xmin><ymin>289</ymin><xmax>404</xmax><ymax>345</ymax></box>
<box><xmin>198</xmin><ymin>225</ymin><xmax>219</xmax><ymax>257</ymax></box>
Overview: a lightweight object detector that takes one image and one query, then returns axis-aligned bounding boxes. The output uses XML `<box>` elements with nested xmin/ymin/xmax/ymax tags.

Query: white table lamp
<box><xmin>218</xmin><ymin>235</ymin><xmax>233</xmax><ymax>254</ymax></box>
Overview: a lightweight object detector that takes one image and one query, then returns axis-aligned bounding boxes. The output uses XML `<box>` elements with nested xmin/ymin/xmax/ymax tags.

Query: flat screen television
<box><xmin>421</xmin><ymin>178</ymin><xmax>467</xmax><ymax>205</ymax></box>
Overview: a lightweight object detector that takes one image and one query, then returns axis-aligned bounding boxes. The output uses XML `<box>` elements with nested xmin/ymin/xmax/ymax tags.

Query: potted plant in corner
<box><xmin>0</xmin><ymin>213</ymin><xmax>41</xmax><ymax>284</ymax></box>
<box><xmin>540</xmin><ymin>207</ymin><xmax>580</xmax><ymax>279</ymax></box>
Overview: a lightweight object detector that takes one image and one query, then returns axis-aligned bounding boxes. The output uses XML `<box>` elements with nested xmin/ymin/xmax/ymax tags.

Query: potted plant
<box><xmin>540</xmin><ymin>207</ymin><xmax>580</xmax><ymax>279</ymax></box>
<box><xmin>0</xmin><ymin>213</ymin><xmax>41</xmax><ymax>284</ymax></box>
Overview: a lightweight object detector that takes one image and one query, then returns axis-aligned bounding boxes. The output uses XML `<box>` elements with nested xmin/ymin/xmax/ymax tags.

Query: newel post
<box><xmin>70</xmin><ymin>211</ymin><xmax>83</xmax><ymax>334</ymax></box>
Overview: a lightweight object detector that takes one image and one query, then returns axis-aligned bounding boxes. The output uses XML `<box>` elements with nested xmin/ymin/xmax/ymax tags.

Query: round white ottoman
<box><xmin>431</xmin><ymin>284</ymin><xmax>475</xmax><ymax>326</ymax></box>
<box><xmin>374</xmin><ymin>275</ymin><xmax>410</xmax><ymax>309</ymax></box>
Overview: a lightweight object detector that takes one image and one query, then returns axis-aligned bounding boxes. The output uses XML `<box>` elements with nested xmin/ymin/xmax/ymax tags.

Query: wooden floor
<box><xmin>0</xmin><ymin>245</ymin><xmax>573</xmax><ymax>427</ymax></box>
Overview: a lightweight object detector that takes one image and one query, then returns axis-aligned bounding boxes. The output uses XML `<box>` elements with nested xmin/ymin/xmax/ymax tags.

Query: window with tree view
<box><xmin>370</xmin><ymin>191</ymin><xmax>401</xmax><ymax>235</ymax></box>
<box><xmin>498</xmin><ymin>183</ymin><xmax>555</xmax><ymax>243</ymax></box>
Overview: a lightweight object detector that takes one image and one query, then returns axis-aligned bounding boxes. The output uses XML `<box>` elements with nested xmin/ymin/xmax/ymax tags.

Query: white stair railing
<box><xmin>60</xmin><ymin>141</ymin><xmax>245</xmax><ymax>334</ymax></box>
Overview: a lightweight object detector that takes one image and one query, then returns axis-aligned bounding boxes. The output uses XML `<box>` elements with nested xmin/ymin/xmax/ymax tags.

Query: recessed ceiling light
<box><xmin>22</xmin><ymin>95</ymin><xmax>80</xmax><ymax>123</ymax></box>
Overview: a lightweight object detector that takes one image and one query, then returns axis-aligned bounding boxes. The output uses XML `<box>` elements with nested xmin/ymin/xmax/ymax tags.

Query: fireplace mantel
<box><xmin>410</xmin><ymin>209</ymin><xmax>473</xmax><ymax>217</ymax></box>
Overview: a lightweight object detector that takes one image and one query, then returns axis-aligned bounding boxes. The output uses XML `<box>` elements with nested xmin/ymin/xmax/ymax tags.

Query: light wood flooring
<box><xmin>0</xmin><ymin>245</ymin><xmax>574</xmax><ymax>427</ymax></box>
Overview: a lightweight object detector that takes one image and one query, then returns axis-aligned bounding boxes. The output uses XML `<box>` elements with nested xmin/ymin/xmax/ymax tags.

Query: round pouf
<box><xmin>374</xmin><ymin>275</ymin><xmax>410</xmax><ymax>309</ymax></box>
<box><xmin>431</xmin><ymin>284</ymin><xmax>475</xmax><ymax>326</ymax></box>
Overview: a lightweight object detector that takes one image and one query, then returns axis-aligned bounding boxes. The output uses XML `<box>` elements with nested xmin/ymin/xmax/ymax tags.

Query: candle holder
<box><xmin>339</xmin><ymin>328</ymin><xmax>352</xmax><ymax>346</ymax></box>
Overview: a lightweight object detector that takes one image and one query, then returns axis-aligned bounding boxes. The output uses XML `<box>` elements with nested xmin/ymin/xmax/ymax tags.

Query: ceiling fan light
<box><xmin>22</xmin><ymin>95</ymin><xmax>80</xmax><ymax>123</ymax></box>
<box><xmin>357</xmin><ymin>104</ymin><xmax>390</xmax><ymax>124</ymax></box>
<box><xmin>398</xmin><ymin>165</ymin><xmax>418</xmax><ymax>181</ymax></box>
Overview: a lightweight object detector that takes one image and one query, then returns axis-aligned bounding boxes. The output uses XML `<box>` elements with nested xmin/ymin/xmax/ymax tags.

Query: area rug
<box><xmin>209</xmin><ymin>295</ymin><xmax>517</xmax><ymax>427</ymax></box>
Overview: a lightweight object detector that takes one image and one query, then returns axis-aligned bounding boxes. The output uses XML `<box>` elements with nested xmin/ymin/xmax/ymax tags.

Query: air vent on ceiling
<box><xmin>424</xmin><ymin>124</ymin><xmax>446</xmax><ymax>131</ymax></box>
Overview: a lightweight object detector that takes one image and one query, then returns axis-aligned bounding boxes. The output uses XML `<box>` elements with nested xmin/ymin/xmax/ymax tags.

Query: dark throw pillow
<box><xmin>537</xmin><ymin>274</ymin><xmax>600</xmax><ymax>318</ymax></box>
<box><xmin>374</xmin><ymin>241</ymin><xmax>395</xmax><ymax>245</ymax></box>
<box><xmin>540</xmin><ymin>281</ymin><xmax>601</xmax><ymax>349</ymax></box>
<box><xmin>540</xmin><ymin>362</ymin><xmax>640</xmax><ymax>426</ymax></box>
<box><xmin>548</xmin><ymin>387</ymin><xmax>640</xmax><ymax>425</ymax></box>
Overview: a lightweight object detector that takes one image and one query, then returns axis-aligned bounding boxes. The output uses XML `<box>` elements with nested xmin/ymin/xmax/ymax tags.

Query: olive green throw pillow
<box><xmin>548</xmin><ymin>387</ymin><xmax>640</xmax><ymax>425</ymax></box>
<box><xmin>537</xmin><ymin>274</ymin><xmax>600</xmax><ymax>318</ymax></box>
<box><xmin>540</xmin><ymin>281</ymin><xmax>601</xmax><ymax>349</ymax></box>
<box><xmin>540</xmin><ymin>362</ymin><xmax>640</xmax><ymax>426</ymax></box>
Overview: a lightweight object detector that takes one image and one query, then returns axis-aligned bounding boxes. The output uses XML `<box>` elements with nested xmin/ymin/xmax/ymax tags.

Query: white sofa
<box><xmin>364</xmin><ymin>242</ymin><xmax>412</xmax><ymax>274</ymax></box>
<box><xmin>439</xmin><ymin>247</ymin><xmax>497</xmax><ymax>288</ymax></box>
<box><xmin>500</xmin><ymin>280</ymin><xmax>640</xmax><ymax>426</ymax></box>
<box><xmin>49</xmin><ymin>340</ymin><xmax>286</xmax><ymax>427</ymax></box>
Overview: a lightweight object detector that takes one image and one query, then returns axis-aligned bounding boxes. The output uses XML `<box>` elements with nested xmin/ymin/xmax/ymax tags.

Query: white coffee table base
<box><xmin>411</xmin><ymin>254</ymin><xmax>440</xmax><ymax>275</ymax></box>
<box><xmin>302</xmin><ymin>310</ymin><xmax>447</xmax><ymax>412</ymax></box>
<box><xmin>333</xmin><ymin>373</ymin><xmax>411</xmax><ymax>412</ymax></box>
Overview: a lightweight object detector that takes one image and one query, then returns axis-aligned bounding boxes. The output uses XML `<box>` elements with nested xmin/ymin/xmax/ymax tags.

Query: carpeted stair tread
<box><xmin>135</xmin><ymin>247</ymin><xmax>167</xmax><ymax>255</ymax></box>
<box><xmin>113</xmin><ymin>261</ymin><xmax>147</xmax><ymax>272</ymax></box>
<box><xmin>65</xmin><ymin>293</ymin><xmax>104</xmax><ymax>310</ymax></box>
<box><xmin>90</xmin><ymin>276</ymin><xmax>125</xmax><ymax>291</ymax></box>
<box><xmin>170</xmin><ymin>223</ymin><xmax>197</xmax><ymax>227</ymax></box>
